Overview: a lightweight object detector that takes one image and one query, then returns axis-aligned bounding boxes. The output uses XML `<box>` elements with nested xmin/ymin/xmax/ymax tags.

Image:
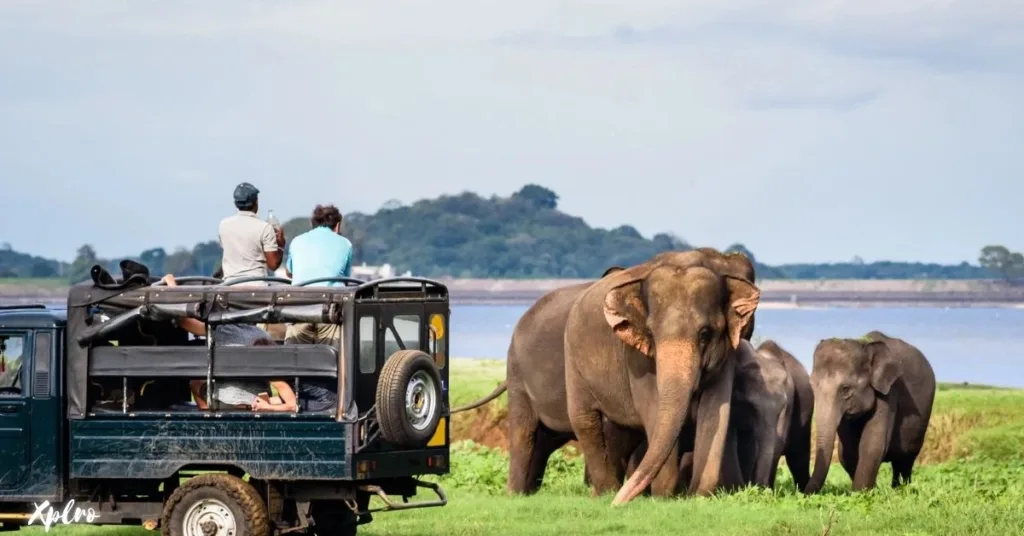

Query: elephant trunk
<box><xmin>805</xmin><ymin>399</ymin><xmax>841</xmax><ymax>494</ymax></box>
<box><xmin>751</xmin><ymin>415</ymin><xmax>778</xmax><ymax>487</ymax></box>
<box><xmin>612</xmin><ymin>341</ymin><xmax>698</xmax><ymax>505</ymax></box>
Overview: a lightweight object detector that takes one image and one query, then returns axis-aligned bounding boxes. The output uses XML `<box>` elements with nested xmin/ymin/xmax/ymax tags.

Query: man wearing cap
<box><xmin>218</xmin><ymin>182</ymin><xmax>285</xmax><ymax>282</ymax></box>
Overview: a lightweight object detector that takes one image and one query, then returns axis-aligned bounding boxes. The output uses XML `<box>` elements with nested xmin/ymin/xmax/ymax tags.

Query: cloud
<box><xmin>486</xmin><ymin>1</ymin><xmax>1024</xmax><ymax>73</ymax></box>
<box><xmin>0</xmin><ymin>1</ymin><xmax>1021</xmax><ymax>264</ymax></box>
<box><xmin>743</xmin><ymin>89</ymin><xmax>881</xmax><ymax>112</ymax></box>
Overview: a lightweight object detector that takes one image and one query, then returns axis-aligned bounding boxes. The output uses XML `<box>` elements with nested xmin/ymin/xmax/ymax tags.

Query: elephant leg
<box><xmin>570</xmin><ymin>410</ymin><xmax>619</xmax><ymax>496</ymax></box>
<box><xmin>604</xmin><ymin>420</ymin><xmax>644</xmax><ymax>486</ymax></box>
<box><xmin>675</xmin><ymin>451</ymin><xmax>694</xmax><ymax>494</ymax></box>
<box><xmin>719</xmin><ymin>421</ymin><xmax>745</xmax><ymax>492</ymax></box>
<box><xmin>851</xmin><ymin>400</ymin><xmax>895</xmax><ymax>491</ymax></box>
<box><xmin>785</xmin><ymin>423</ymin><xmax>812</xmax><ymax>492</ymax></box>
<box><xmin>567</xmin><ymin>379</ymin><xmax>619</xmax><ymax>497</ymax></box>
<box><xmin>528</xmin><ymin>425</ymin><xmax>571</xmax><ymax>491</ymax></box>
<box><xmin>890</xmin><ymin>455</ymin><xmax>915</xmax><ymax>488</ymax></box>
<box><xmin>506</xmin><ymin>388</ymin><xmax>543</xmax><ymax>494</ymax></box>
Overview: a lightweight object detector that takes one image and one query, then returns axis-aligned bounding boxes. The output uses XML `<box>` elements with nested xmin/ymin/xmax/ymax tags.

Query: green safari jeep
<box><xmin>0</xmin><ymin>265</ymin><xmax>452</xmax><ymax>535</ymax></box>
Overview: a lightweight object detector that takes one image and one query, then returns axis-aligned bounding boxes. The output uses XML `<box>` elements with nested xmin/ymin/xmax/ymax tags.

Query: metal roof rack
<box><xmin>294</xmin><ymin>277</ymin><xmax>366</xmax><ymax>287</ymax></box>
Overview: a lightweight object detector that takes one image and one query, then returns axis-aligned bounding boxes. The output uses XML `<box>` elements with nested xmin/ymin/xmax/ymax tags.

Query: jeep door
<box><xmin>354</xmin><ymin>304</ymin><xmax>425</xmax><ymax>418</ymax></box>
<box><xmin>0</xmin><ymin>330</ymin><xmax>30</xmax><ymax>492</ymax></box>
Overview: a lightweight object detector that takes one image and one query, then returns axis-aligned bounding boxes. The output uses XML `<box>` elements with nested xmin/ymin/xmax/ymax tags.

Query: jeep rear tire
<box><xmin>376</xmin><ymin>350</ymin><xmax>443</xmax><ymax>447</ymax></box>
<box><xmin>162</xmin><ymin>473</ymin><xmax>269</xmax><ymax>536</ymax></box>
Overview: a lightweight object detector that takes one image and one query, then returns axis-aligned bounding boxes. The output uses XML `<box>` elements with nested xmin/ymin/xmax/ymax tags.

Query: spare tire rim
<box><xmin>405</xmin><ymin>370</ymin><xmax>437</xmax><ymax>431</ymax></box>
<box><xmin>183</xmin><ymin>498</ymin><xmax>236</xmax><ymax>536</ymax></box>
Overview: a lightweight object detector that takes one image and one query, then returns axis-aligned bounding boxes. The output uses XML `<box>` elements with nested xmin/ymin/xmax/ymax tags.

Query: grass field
<box><xmin>19</xmin><ymin>357</ymin><xmax>1024</xmax><ymax>535</ymax></box>
<box><xmin>0</xmin><ymin>277</ymin><xmax>68</xmax><ymax>289</ymax></box>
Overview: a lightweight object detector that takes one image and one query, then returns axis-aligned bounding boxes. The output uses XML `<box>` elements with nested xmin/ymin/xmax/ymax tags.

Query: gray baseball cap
<box><xmin>233</xmin><ymin>182</ymin><xmax>260</xmax><ymax>206</ymax></box>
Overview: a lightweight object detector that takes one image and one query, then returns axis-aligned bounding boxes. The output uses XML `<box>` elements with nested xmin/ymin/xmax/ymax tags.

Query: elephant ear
<box><xmin>723</xmin><ymin>251</ymin><xmax>757</xmax><ymax>282</ymax></box>
<box><xmin>867</xmin><ymin>341</ymin><xmax>901</xmax><ymax>395</ymax></box>
<box><xmin>603</xmin><ymin>265</ymin><xmax>655</xmax><ymax>357</ymax></box>
<box><xmin>723</xmin><ymin>275</ymin><xmax>760</xmax><ymax>350</ymax></box>
<box><xmin>602</xmin><ymin>265</ymin><xmax>626</xmax><ymax>278</ymax></box>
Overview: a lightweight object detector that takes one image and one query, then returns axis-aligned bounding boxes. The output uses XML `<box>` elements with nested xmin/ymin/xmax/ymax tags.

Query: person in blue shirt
<box><xmin>283</xmin><ymin>204</ymin><xmax>354</xmax><ymax>345</ymax></box>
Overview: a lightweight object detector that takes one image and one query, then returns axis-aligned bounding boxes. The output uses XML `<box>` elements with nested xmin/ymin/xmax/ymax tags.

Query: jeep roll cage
<box><xmin>65</xmin><ymin>273</ymin><xmax>450</xmax><ymax>423</ymax></box>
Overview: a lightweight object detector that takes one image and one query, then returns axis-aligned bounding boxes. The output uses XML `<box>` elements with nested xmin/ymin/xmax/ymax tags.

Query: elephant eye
<box><xmin>697</xmin><ymin>326</ymin><xmax>712</xmax><ymax>348</ymax></box>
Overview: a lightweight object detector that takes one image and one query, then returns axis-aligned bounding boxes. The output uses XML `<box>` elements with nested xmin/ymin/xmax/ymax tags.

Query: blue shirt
<box><xmin>285</xmin><ymin>226</ymin><xmax>354</xmax><ymax>286</ymax></box>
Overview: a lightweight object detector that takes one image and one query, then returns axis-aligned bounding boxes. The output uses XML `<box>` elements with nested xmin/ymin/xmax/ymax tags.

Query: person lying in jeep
<box><xmin>172</xmin><ymin>316</ymin><xmax>339</xmax><ymax>412</ymax></box>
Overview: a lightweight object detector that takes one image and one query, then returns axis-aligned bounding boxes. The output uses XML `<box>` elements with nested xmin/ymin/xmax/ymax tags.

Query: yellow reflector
<box><xmin>427</xmin><ymin>417</ymin><xmax>447</xmax><ymax>447</ymax></box>
<box><xmin>430</xmin><ymin>314</ymin><xmax>445</xmax><ymax>339</ymax></box>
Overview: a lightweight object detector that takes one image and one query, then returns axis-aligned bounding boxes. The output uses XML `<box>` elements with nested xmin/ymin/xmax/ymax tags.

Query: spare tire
<box><xmin>375</xmin><ymin>350</ymin><xmax>444</xmax><ymax>447</ymax></box>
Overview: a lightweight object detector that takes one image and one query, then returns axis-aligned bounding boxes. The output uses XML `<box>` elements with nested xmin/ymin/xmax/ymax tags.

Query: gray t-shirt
<box><xmin>218</xmin><ymin>211</ymin><xmax>278</xmax><ymax>280</ymax></box>
<box><xmin>201</xmin><ymin>380</ymin><xmax>267</xmax><ymax>407</ymax></box>
<box><xmin>203</xmin><ymin>324</ymin><xmax>272</xmax><ymax>407</ymax></box>
<box><xmin>214</xmin><ymin>324</ymin><xmax>271</xmax><ymax>346</ymax></box>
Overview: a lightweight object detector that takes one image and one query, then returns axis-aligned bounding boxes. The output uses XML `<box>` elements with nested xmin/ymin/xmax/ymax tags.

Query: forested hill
<box><xmin>1</xmin><ymin>185</ymin><xmax>1021</xmax><ymax>282</ymax></box>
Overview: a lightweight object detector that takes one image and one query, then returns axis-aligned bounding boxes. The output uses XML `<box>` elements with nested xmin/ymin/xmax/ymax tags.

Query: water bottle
<box><xmin>267</xmin><ymin>209</ymin><xmax>281</xmax><ymax>230</ymax></box>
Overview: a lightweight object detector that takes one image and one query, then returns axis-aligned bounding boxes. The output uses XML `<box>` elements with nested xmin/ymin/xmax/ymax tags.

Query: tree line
<box><xmin>0</xmin><ymin>185</ymin><xmax>1020</xmax><ymax>282</ymax></box>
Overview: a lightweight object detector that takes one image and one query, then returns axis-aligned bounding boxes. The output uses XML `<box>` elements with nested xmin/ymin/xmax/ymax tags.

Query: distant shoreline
<box><xmin>2</xmin><ymin>277</ymin><xmax>1023</xmax><ymax>308</ymax></box>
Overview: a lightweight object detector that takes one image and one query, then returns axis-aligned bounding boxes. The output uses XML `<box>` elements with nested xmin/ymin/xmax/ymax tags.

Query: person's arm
<box><xmin>261</xmin><ymin>223</ymin><xmax>284</xmax><ymax>271</ymax></box>
<box><xmin>190</xmin><ymin>380</ymin><xmax>210</xmax><ymax>410</ymax></box>
<box><xmin>284</xmin><ymin>242</ymin><xmax>293</xmax><ymax>279</ymax></box>
<box><xmin>177</xmin><ymin>318</ymin><xmax>207</xmax><ymax>337</ymax></box>
<box><xmin>262</xmin><ymin>223</ymin><xmax>284</xmax><ymax>271</ymax></box>
<box><xmin>341</xmin><ymin>243</ymin><xmax>353</xmax><ymax>277</ymax></box>
<box><xmin>160</xmin><ymin>274</ymin><xmax>208</xmax><ymax>336</ymax></box>
<box><xmin>253</xmin><ymin>381</ymin><xmax>298</xmax><ymax>412</ymax></box>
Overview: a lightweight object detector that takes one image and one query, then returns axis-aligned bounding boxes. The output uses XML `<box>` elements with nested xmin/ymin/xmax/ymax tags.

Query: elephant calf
<box><xmin>805</xmin><ymin>331</ymin><xmax>936</xmax><ymax>493</ymax></box>
<box><xmin>731</xmin><ymin>340</ymin><xmax>793</xmax><ymax>489</ymax></box>
<box><xmin>756</xmin><ymin>340</ymin><xmax>813</xmax><ymax>492</ymax></box>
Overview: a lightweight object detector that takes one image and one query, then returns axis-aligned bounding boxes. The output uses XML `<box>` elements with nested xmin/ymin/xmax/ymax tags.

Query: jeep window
<box><xmin>384</xmin><ymin>315</ymin><xmax>421</xmax><ymax>359</ymax></box>
<box><xmin>359</xmin><ymin>316</ymin><xmax>377</xmax><ymax>374</ymax></box>
<box><xmin>429</xmin><ymin>313</ymin><xmax>446</xmax><ymax>370</ymax></box>
<box><xmin>0</xmin><ymin>333</ymin><xmax>26</xmax><ymax>396</ymax></box>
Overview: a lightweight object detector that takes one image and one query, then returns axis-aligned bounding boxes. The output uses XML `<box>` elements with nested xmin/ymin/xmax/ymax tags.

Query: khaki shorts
<box><xmin>285</xmin><ymin>323</ymin><xmax>341</xmax><ymax>346</ymax></box>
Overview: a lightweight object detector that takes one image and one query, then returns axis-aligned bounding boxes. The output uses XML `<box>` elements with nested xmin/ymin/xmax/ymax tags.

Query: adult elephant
<box><xmin>564</xmin><ymin>260</ymin><xmax>760</xmax><ymax>505</ymax></box>
<box><xmin>756</xmin><ymin>339</ymin><xmax>814</xmax><ymax>491</ymax></box>
<box><xmin>452</xmin><ymin>249</ymin><xmax>757</xmax><ymax>496</ymax></box>
<box><xmin>805</xmin><ymin>331</ymin><xmax>936</xmax><ymax>494</ymax></box>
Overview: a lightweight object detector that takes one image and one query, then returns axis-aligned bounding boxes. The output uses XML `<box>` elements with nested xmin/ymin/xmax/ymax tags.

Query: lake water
<box><xmin>450</xmin><ymin>305</ymin><xmax>1024</xmax><ymax>388</ymax></box>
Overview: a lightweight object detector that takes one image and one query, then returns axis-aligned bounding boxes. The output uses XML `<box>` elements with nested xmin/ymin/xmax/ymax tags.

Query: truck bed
<box><xmin>70</xmin><ymin>417</ymin><xmax>350</xmax><ymax>480</ymax></box>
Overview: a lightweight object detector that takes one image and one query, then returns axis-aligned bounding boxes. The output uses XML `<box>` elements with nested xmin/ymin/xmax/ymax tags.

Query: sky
<box><xmin>0</xmin><ymin>1</ymin><xmax>1021</xmax><ymax>265</ymax></box>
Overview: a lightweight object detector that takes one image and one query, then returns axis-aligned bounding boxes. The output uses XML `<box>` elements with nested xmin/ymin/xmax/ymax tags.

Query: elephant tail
<box><xmin>451</xmin><ymin>380</ymin><xmax>508</xmax><ymax>413</ymax></box>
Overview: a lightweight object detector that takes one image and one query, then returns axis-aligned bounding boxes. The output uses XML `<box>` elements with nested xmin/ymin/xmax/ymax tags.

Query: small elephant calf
<box><xmin>756</xmin><ymin>340</ymin><xmax>813</xmax><ymax>491</ymax></box>
<box><xmin>731</xmin><ymin>340</ymin><xmax>793</xmax><ymax>489</ymax></box>
<box><xmin>805</xmin><ymin>331</ymin><xmax>936</xmax><ymax>493</ymax></box>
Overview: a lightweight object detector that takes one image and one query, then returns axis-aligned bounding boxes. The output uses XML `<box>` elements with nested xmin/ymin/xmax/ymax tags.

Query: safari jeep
<box><xmin>0</xmin><ymin>265</ymin><xmax>451</xmax><ymax>535</ymax></box>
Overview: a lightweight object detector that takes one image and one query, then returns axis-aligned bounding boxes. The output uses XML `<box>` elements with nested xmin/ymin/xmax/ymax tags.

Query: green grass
<box><xmin>17</xmin><ymin>358</ymin><xmax>1024</xmax><ymax>535</ymax></box>
<box><xmin>0</xmin><ymin>277</ymin><xmax>68</xmax><ymax>289</ymax></box>
<box><xmin>447</xmin><ymin>357</ymin><xmax>507</xmax><ymax>409</ymax></box>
